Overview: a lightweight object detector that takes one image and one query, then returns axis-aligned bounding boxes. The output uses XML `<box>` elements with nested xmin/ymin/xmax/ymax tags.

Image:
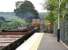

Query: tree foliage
<box><xmin>14</xmin><ymin>1</ymin><xmax>39</xmax><ymax>20</ymax></box>
<box><xmin>46</xmin><ymin>0</ymin><xmax>58</xmax><ymax>11</ymax></box>
<box><xmin>44</xmin><ymin>0</ymin><xmax>58</xmax><ymax>25</ymax></box>
<box><xmin>0</xmin><ymin>17</ymin><xmax>28</xmax><ymax>31</ymax></box>
<box><xmin>60</xmin><ymin>0</ymin><xmax>68</xmax><ymax>20</ymax></box>
<box><xmin>46</xmin><ymin>12</ymin><xmax>57</xmax><ymax>24</ymax></box>
<box><xmin>44</xmin><ymin>0</ymin><xmax>68</xmax><ymax>33</ymax></box>
<box><xmin>44</xmin><ymin>0</ymin><xmax>68</xmax><ymax>23</ymax></box>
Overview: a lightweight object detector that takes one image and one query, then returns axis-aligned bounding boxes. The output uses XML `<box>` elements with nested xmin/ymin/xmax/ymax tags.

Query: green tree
<box><xmin>44</xmin><ymin>0</ymin><xmax>58</xmax><ymax>23</ymax></box>
<box><xmin>14</xmin><ymin>1</ymin><xmax>39</xmax><ymax>20</ymax></box>
<box><xmin>44</xmin><ymin>0</ymin><xmax>59</xmax><ymax>32</ymax></box>
<box><xmin>44</xmin><ymin>0</ymin><xmax>68</xmax><ymax>33</ymax></box>
<box><xmin>60</xmin><ymin>0</ymin><xmax>68</xmax><ymax>20</ymax></box>
<box><xmin>45</xmin><ymin>11</ymin><xmax>57</xmax><ymax>32</ymax></box>
<box><xmin>0</xmin><ymin>17</ymin><xmax>28</xmax><ymax>31</ymax></box>
<box><xmin>46</xmin><ymin>12</ymin><xmax>57</xmax><ymax>24</ymax></box>
<box><xmin>46</xmin><ymin>0</ymin><xmax>68</xmax><ymax>19</ymax></box>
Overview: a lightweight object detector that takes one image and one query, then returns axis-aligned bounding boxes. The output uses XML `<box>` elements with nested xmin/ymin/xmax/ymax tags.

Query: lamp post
<box><xmin>57</xmin><ymin>0</ymin><xmax>61</xmax><ymax>42</ymax></box>
<box><xmin>57</xmin><ymin>0</ymin><xmax>68</xmax><ymax>42</ymax></box>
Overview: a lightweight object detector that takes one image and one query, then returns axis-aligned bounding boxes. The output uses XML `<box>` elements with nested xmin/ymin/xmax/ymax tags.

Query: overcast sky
<box><xmin>0</xmin><ymin>0</ymin><xmax>47</xmax><ymax>12</ymax></box>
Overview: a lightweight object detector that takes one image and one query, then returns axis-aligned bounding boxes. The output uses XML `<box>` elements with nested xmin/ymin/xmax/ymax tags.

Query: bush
<box><xmin>0</xmin><ymin>17</ymin><xmax>30</xmax><ymax>31</ymax></box>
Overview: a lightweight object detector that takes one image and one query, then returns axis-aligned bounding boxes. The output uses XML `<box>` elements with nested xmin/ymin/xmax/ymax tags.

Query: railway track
<box><xmin>0</xmin><ymin>35</ymin><xmax>23</xmax><ymax>49</ymax></box>
<box><xmin>0</xmin><ymin>26</ymin><xmax>37</xmax><ymax>50</ymax></box>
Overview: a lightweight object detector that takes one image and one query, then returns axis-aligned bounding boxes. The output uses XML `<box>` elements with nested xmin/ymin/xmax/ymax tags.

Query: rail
<box><xmin>1</xmin><ymin>27</ymin><xmax>37</xmax><ymax>50</ymax></box>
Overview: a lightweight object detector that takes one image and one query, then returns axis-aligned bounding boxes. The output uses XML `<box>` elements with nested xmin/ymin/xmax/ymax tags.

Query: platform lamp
<box><xmin>57</xmin><ymin>0</ymin><xmax>68</xmax><ymax>42</ymax></box>
<box><xmin>57</xmin><ymin>0</ymin><xmax>62</xmax><ymax>42</ymax></box>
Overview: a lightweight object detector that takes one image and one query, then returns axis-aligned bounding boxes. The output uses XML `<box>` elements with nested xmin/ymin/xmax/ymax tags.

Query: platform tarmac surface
<box><xmin>37</xmin><ymin>33</ymin><xmax>68</xmax><ymax>50</ymax></box>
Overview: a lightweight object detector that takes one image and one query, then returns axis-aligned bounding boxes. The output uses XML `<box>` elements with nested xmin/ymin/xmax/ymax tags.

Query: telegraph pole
<box><xmin>57</xmin><ymin>0</ymin><xmax>61</xmax><ymax>42</ymax></box>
